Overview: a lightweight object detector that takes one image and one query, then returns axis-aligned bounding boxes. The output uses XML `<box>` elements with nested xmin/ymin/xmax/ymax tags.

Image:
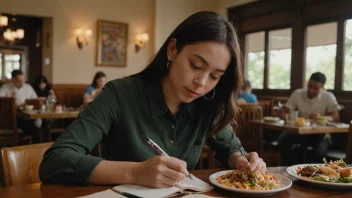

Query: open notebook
<box><xmin>113</xmin><ymin>174</ymin><xmax>213</xmax><ymax>198</ymax></box>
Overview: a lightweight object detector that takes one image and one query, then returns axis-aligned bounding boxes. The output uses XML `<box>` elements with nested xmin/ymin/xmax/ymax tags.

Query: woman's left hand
<box><xmin>234</xmin><ymin>152</ymin><xmax>267</xmax><ymax>172</ymax></box>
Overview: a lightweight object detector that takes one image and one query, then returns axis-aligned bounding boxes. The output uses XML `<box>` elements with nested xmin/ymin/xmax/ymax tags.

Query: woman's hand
<box><xmin>132</xmin><ymin>155</ymin><xmax>187</xmax><ymax>188</ymax></box>
<box><xmin>233</xmin><ymin>152</ymin><xmax>267</xmax><ymax>173</ymax></box>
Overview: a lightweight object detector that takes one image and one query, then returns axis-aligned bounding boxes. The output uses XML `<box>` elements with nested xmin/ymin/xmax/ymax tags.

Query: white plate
<box><xmin>209</xmin><ymin>170</ymin><xmax>292</xmax><ymax>196</ymax></box>
<box><xmin>286</xmin><ymin>164</ymin><xmax>352</xmax><ymax>188</ymax></box>
<box><xmin>263</xmin><ymin>116</ymin><xmax>280</xmax><ymax>122</ymax></box>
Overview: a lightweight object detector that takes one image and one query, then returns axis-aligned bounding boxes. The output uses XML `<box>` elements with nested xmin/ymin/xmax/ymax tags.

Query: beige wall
<box><xmin>0</xmin><ymin>0</ymin><xmax>155</xmax><ymax>84</ymax></box>
<box><xmin>154</xmin><ymin>0</ymin><xmax>217</xmax><ymax>52</ymax></box>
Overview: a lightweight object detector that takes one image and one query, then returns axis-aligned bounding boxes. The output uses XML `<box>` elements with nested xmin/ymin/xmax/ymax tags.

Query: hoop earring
<box><xmin>204</xmin><ymin>89</ymin><xmax>215</xmax><ymax>100</ymax></box>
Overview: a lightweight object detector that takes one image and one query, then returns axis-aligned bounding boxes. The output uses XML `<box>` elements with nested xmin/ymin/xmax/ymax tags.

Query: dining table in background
<box><xmin>249</xmin><ymin>120</ymin><xmax>350</xmax><ymax>156</ymax></box>
<box><xmin>0</xmin><ymin>167</ymin><xmax>351</xmax><ymax>198</ymax></box>
<box><xmin>19</xmin><ymin>110</ymin><xmax>80</xmax><ymax>142</ymax></box>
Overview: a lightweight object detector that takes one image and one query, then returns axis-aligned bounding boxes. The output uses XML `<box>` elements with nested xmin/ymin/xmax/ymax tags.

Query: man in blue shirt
<box><xmin>238</xmin><ymin>80</ymin><xmax>258</xmax><ymax>103</ymax></box>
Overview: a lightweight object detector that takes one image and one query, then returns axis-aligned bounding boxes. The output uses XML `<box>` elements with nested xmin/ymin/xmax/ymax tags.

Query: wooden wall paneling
<box><xmin>302</xmin><ymin>0</ymin><xmax>352</xmax><ymax>21</ymax></box>
<box><xmin>228</xmin><ymin>0</ymin><xmax>325</xmax><ymax>21</ymax></box>
<box><xmin>291</xmin><ymin>18</ymin><xmax>305</xmax><ymax>90</ymax></box>
<box><xmin>241</xmin><ymin>10</ymin><xmax>296</xmax><ymax>33</ymax></box>
<box><xmin>263</xmin><ymin>31</ymin><xmax>269</xmax><ymax>89</ymax></box>
<box><xmin>52</xmin><ymin>84</ymin><xmax>87</xmax><ymax>108</ymax></box>
<box><xmin>335</xmin><ymin>18</ymin><xmax>345</xmax><ymax>92</ymax></box>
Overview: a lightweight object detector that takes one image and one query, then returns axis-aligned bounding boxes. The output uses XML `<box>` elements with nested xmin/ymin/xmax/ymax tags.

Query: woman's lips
<box><xmin>185</xmin><ymin>88</ymin><xmax>200</xmax><ymax>98</ymax></box>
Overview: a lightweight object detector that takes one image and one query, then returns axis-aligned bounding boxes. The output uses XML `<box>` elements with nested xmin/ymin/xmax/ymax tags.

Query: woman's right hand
<box><xmin>132</xmin><ymin>155</ymin><xmax>187</xmax><ymax>188</ymax></box>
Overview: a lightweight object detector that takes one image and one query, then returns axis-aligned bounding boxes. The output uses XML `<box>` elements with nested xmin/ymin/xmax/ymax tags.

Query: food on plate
<box><xmin>263</xmin><ymin>116</ymin><xmax>280</xmax><ymax>122</ymax></box>
<box><xmin>294</xmin><ymin>117</ymin><xmax>306</xmax><ymax>126</ymax></box>
<box><xmin>316</xmin><ymin>116</ymin><xmax>328</xmax><ymax>125</ymax></box>
<box><xmin>296</xmin><ymin>158</ymin><xmax>352</xmax><ymax>183</ymax></box>
<box><xmin>216</xmin><ymin>170</ymin><xmax>280</xmax><ymax>190</ymax></box>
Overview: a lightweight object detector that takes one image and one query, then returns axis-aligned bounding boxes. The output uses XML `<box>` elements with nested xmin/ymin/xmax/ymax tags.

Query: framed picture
<box><xmin>96</xmin><ymin>20</ymin><xmax>128</xmax><ymax>67</ymax></box>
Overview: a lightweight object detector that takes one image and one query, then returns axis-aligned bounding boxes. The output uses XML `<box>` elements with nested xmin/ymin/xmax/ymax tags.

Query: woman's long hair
<box><xmin>133</xmin><ymin>11</ymin><xmax>243</xmax><ymax>134</ymax></box>
<box><xmin>33</xmin><ymin>75</ymin><xmax>49</xmax><ymax>89</ymax></box>
<box><xmin>91</xmin><ymin>71</ymin><xmax>106</xmax><ymax>88</ymax></box>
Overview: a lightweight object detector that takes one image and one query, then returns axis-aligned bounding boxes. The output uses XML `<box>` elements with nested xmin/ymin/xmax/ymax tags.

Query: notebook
<box><xmin>113</xmin><ymin>174</ymin><xmax>213</xmax><ymax>198</ymax></box>
<box><xmin>77</xmin><ymin>189</ymin><xmax>127</xmax><ymax>198</ymax></box>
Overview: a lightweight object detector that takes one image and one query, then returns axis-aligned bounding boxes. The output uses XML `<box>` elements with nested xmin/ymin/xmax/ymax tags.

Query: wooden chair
<box><xmin>1</xmin><ymin>142</ymin><xmax>53</xmax><ymax>187</ymax></box>
<box><xmin>346</xmin><ymin>123</ymin><xmax>352</xmax><ymax>164</ymax></box>
<box><xmin>258</xmin><ymin>100</ymin><xmax>272</xmax><ymax>117</ymax></box>
<box><xmin>235</xmin><ymin>104</ymin><xmax>281</xmax><ymax>166</ymax></box>
<box><xmin>235</xmin><ymin>104</ymin><xmax>263</xmax><ymax>152</ymax></box>
<box><xmin>0</xmin><ymin>97</ymin><xmax>32</xmax><ymax>146</ymax></box>
<box><xmin>25</xmin><ymin>98</ymin><xmax>46</xmax><ymax>110</ymax></box>
<box><xmin>196</xmin><ymin>145</ymin><xmax>217</xmax><ymax>169</ymax></box>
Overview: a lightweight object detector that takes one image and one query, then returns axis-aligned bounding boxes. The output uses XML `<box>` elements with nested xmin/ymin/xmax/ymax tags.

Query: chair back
<box><xmin>0</xmin><ymin>97</ymin><xmax>19</xmax><ymax>145</ymax></box>
<box><xmin>258</xmin><ymin>100</ymin><xmax>271</xmax><ymax>117</ymax></box>
<box><xmin>25</xmin><ymin>98</ymin><xmax>46</xmax><ymax>109</ymax></box>
<box><xmin>347</xmin><ymin>123</ymin><xmax>352</xmax><ymax>164</ymax></box>
<box><xmin>1</xmin><ymin>142</ymin><xmax>53</xmax><ymax>187</ymax></box>
<box><xmin>235</xmin><ymin>104</ymin><xmax>263</xmax><ymax>152</ymax></box>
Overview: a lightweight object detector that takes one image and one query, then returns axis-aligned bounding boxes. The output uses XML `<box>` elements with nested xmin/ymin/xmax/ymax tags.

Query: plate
<box><xmin>294</xmin><ymin>121</ymin><xmax>311</xmax><ymax>127</ymax></box>
<box><xmin>286</xmin><ymin>164</ymin><xmax>352</xmax><ymax>188</ymax></box>
<box><xmin>209</xmin><ymin>170</ymin><xmax>292</xmax><ymax>196</ymax></box>
<box><xmin>263</xmin><ymin>116</ymin><xmax>280</xmax><ymax>122</ymax></box>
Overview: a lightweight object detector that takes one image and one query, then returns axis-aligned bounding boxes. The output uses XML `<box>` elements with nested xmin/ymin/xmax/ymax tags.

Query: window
<box><xmin>245</xmin><ymin>31</ymin><xmax>265</xmax><ymax>89</ymax></box>
<box><xmin>305</xmin><ymin>22</ymin><xmax>337</xmax><ymax>90</ymax></box>
<box><xmin>268</xmin><ymin>28</ymin><xmax>292</xmax><ymax>89</ymax></box>
<box><xmin>0</xmin><ymin>53</ymin><xmax>22</xmax><ymax>80</ymax></box>
<box><xmin>343</xmin><ymin>19</ymin><xmax>352</xmax><ymax>91</ymax></box>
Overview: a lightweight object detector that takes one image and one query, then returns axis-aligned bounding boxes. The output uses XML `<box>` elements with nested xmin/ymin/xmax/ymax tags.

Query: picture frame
<box><xmin>96</xmin><ymin>20</ymin><xmax>128</xmax><ymax>67</ymax></box>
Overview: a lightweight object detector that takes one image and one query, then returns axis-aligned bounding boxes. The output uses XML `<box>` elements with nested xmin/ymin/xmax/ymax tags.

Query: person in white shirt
<box><xmin>278</xmin><ymin>72</ymin><xmax>340</xmax><ymax>165</ymax></box>
<box><xmin>0</xmin><ymin>69</ymin><xmax>39</xmax><ymax>141</ymax></box>
<box><xmin>0</xmin><ymin>69</ymin><xmax>37</xmax><ymax>105</ymax></box>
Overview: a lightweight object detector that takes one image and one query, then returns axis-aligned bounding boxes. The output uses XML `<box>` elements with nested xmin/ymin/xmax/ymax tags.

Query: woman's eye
<box><xmin>210</xmin><ymin>75</ymin><xmax>219</xmax><ymax>80</ymax></box>
<box><xmin>190</xmin><ymin>62</ymin><xmax>200</xmax><ymax>69</ymax></box>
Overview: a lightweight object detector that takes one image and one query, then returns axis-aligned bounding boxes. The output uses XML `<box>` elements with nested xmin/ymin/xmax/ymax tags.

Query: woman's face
<box><xmin>39</xmin><ymin>82</ymin><xmax>47</xmax><ymax>90</ymax></box>
<box><xmin>96</xmin><ymin>77</ymin><xmax>107</xmax><ymax>89</ymax></box>
<box><xmin>166</xmin><ymin>40</ymin><xmax>231</xmax><ymax>103</ymax></box>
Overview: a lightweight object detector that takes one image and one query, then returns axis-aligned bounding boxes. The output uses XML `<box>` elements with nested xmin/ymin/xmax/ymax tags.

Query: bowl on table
<box><xmin>24</xmin><ymin>105</ymin><xmax>34</xmax><ymax>111</ymax></box>
<box><xmin>316</xmin><ymin>116</ymin><xmax>328</xmax><ymax>125</ymax></box>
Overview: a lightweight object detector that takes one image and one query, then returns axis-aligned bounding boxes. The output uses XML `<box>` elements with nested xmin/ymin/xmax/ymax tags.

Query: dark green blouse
<box><xmin>39</xmin><ymin>77</ymin><xmax>244</xmax><ymax>184</ymax></box>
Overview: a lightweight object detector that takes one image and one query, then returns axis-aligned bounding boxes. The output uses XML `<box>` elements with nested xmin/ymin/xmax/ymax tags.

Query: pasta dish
<box><xmin>216</xmin><ymin>170</ymin><xmax>280</xmax><ymax>190</ymax></box>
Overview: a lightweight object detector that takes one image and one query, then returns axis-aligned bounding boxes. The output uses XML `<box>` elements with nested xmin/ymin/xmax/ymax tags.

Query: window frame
<box><xmin>229</xmin><ymin>0</ymin><xmax>352</xmax><ymax>100</ymax></box>
<box><xmin>243</xmin><ymin>25</ymin><xmax>293</xmax><ymax>94</ymax></box>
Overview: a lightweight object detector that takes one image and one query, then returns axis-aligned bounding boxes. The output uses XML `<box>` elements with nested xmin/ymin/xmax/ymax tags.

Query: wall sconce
<box><xmin>75</xmin><ymin>28</ymin><xmax>92</xmax><ymax>49</ymax></box>
<box><xmin>0</xmin><ymin>15</ymin><xmax>8</xmax><ymax>27</ymax></box>
<box><xmin>3</xmin><ymin>28</ymin><xmax>24</xmax><ymax>44</ymax></box>
<box><xmin>135</xmin><ymin>33</ymin><xmax>149</xmax><ymax>52</ymax></box>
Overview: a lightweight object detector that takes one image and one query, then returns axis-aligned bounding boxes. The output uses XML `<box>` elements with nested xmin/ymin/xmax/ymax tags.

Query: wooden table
<box><xmin>249</xmin><ymin>120</ymin><xmax>350</xmax><ymax>156</ymax></box>
<box><xmin>19</xmin><ymin>110</ymin><xmax>80</xmax><ymax>142</ymax></box>
<box><xmin>20</xmin><ymin>110</ymin><xmax>80</xmax><ymax>119</ymax></box>
<box><xmin>1</xmin><ymin>167</ymin><xmax>351</xmax><ymax>198</ymax></box>
<box><xmin>249</xmin><ymin>120</ymin><xmax>349</xmax><ymax>135</ymax></box>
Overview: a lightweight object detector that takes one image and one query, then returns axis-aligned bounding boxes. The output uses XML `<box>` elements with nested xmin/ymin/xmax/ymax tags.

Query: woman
<box><xmin>83</xmin><ymin>71</ymin><xmax>107</xmax><ymax>104</ymax></box>
<box><xmin>40</xmin><ymin>11</ymin><xmax>266</xmax><ymax>187</ymax></box>
<box><xmin>33</xmin><ymin>75</ymin><xmax>53</xmax><ymax>98</ymax></box>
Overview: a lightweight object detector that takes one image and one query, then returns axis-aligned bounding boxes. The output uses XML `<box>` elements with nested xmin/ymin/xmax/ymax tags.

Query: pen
<box><xmin>143</xmin><ymin>136</ymin><xmax>193</xmax><ymax>180</ymax></box>
<box><xmin>239</xmin><ymin>147</ymin><xmax>250</xmax><ymax>163</ymax></box>
<box><xmin>111</xmin><ymin>188</ymin><xmax>143</xmax><ymax>198</ymax></box>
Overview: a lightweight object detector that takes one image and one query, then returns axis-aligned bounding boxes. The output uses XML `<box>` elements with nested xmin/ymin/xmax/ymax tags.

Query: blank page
<box><xmin>176</xmin><ymin>174</ymin><xmax>213</xmax><ymax>192</ymax></box>
<box><xmin>77</xmin><ymin>189</ymin><xmax>127</xmax><ymax>198</ymax></box>
<box><xmin>114</xmin><ymin>184</ymin><xmax>180</xmax><ymax>198</ymax></box>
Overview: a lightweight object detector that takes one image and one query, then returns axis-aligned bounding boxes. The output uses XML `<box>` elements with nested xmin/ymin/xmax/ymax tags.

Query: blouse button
<box><xmin>171</xmin><ymin>125</ymin><xmax>176</xmax><ymax>129</ymax></box>
<box><xmin>170</xmin><ymin>140</ymin><xmax>174</xmax><ymax>144</ymax></box>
